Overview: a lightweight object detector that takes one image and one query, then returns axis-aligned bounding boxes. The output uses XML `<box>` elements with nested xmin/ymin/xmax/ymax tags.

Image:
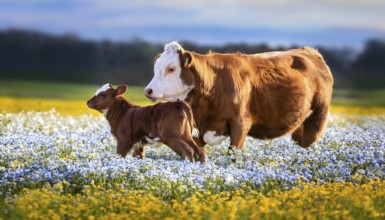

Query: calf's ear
<box><xmin>182</xmin><ymin>52</ymin><xmax>193</xmax><ymax>68</ymax></box>
<box><xmin>116</xmin><ymin>85</ymin><xmax>128</xmax><ymax>96</ymax></box>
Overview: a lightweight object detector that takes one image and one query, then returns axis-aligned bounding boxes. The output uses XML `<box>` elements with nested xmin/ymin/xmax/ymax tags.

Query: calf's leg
<box><xmin>165</xmin><ymin>137</ymin><xmax>195</xmax><ymax>162</ymax></box>
<box><xmin>185</xmin><ymin>138</ymin><xmax>206</xmax><ymax>163</ymax></box>
<box><xmin>193</xmin><ymin>137</ymin><xmax>205</xmax><ymax>148</ymax></box>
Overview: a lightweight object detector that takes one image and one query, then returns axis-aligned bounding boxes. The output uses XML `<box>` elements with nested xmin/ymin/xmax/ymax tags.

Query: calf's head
<box><xmin>87</xmin><ymin>83</ymin><xmax>127</xmax><ymax>114</ymax></box>
<box><xmin>145</xmin><ymin>41</ymin><xmax>195</xmax><ymax>102</ymax></box>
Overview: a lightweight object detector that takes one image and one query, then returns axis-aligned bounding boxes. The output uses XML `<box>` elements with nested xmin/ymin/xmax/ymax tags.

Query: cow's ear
<box><xmin>153</xmin><ymin>54</ymin><xmax>161</xmax><ymax>64</ymax></box>
<box><xmin>116</xmin><ymin>85</ymin><xmax>128</xmax><ymax>96</ymax></box>
<box><xmin>182</xmin><ymin>51</ymin><xmax>193</xmax><ymax>68</ymax></box>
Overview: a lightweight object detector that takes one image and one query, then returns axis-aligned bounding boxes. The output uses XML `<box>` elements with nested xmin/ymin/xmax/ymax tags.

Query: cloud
<box><xmin>0</xmin><ymin>0</ymin><xmax>384</xmax><ymax>44</ymax></box>
<box><xmin>80</xmin><ymin>0</ymin><xmax>385</xmax><ymax>31</ymax></box>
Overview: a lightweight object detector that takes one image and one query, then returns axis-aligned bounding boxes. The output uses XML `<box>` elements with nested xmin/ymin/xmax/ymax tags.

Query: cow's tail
<box><xmin>179</xmin><ymin>100</ymin><xmax>199</xmax><ymax>138</ymax></box>
<box><xmin>327</xmin><ymin>111</ymin><xmax>333</xmax><ymax>125</ymax></box>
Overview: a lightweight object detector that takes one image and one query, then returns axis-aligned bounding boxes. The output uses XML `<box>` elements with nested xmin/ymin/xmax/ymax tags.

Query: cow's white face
<box><xmin>144</xmin><ymin>42</ymin><xmax>194</xmax><ymax>102</ymax></box>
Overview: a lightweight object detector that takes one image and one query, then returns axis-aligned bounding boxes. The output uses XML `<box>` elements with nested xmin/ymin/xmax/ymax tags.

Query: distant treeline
<box><xmin>0</xmin><ymin>29</ymin><xmax>384</xmax><ymax>88</ymax></box>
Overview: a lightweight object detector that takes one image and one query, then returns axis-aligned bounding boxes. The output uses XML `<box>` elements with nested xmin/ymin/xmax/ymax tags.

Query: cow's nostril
<box><xmin>145</xmin><ymin>88</ymin><xmax>153</xmax><ymax>96</ymax></box>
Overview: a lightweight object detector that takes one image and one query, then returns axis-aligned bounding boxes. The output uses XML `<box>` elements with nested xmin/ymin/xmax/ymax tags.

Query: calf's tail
<box><xmin>179</xmin><ymin>100</ymin><xmax>199</xmax><ymax>138</ymax></box>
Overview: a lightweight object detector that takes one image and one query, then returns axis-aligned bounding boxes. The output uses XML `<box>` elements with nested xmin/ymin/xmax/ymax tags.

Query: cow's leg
<box><xmin>132</xmin><ymin>147</ymin><xmax>145</xmax><ymax>159</ymax></box>
<box><xmin>229</xmin><ymin>118</ymin><xmax>251</xmax><ymax>150</ymax></box>
<box><xmin>291</xmin><ymin>124</ymin><xmax>303</xmax><ymax>145</ymax></box>
<box><xmin>117</xmin><ymin>139</ymin><xmax>129</xmax><ymax>158</ymax></box>
<box><xmin>226</xmin><ymin>119</ymin><xmax>250</xmax><ymax>162</ymax></box>
<box><xmin>298</xmin><ymin>105</ymin><xmax>329</xmax><ymax>148</ymax></box>
<box><xmin>165</xmin><ymin>137</ymin><xmax>195</xmax><ymax>162</ymax></box>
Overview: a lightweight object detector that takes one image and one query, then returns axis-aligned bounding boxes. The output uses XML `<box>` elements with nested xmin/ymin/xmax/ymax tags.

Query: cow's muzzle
<box><xmin>144</xmin><ymin>88</ymin><xmax>158</xmax><ymax>102</ymax></box>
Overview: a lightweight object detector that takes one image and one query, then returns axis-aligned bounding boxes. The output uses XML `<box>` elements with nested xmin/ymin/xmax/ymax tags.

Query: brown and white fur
<box><xmin>87</xmin><ymin>83</ymin><xmax>205</xmax><ymax>163</ymax></box>
<box><xmin>144</xmin><ymin>42</ymin><xmax>334</xmax><ymax>153</ymax></box>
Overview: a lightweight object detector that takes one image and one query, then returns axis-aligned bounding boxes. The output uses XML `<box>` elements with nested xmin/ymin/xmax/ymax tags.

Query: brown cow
<box><xmin>144</xmin><ymin>42</ymin><xmax>334</xmax><ymax>153</ymax></box>
<box><xmin>87</xmin><ymin>83</ymin><xmax>205</xmax><ymax>163</ymax></box>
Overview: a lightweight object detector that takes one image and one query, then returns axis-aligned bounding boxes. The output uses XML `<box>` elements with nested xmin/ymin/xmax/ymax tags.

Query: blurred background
<box><xmin>0</xmin><ymin>0</ymin><xmax>385</xmax><ymax>114</ymax></box>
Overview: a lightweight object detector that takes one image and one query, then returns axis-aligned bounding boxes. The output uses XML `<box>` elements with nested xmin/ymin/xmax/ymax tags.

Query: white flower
<box><xmin>1</xmin><ymin>112</ymin><xmax>385</xmax><ymax>196</ymax></box>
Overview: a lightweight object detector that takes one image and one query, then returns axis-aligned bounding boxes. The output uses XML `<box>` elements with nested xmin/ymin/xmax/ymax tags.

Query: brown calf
<box><xmin>87</xmin><ymin>83</ymin><xmax>205</xmax><ymax>163</ymax></box>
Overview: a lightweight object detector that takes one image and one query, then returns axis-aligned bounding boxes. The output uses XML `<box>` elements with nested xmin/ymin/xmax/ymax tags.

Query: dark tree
<box><xmin>0</xmin><ymin>29</ymin><xmax>384</xmax><ymax>89</ymax></box>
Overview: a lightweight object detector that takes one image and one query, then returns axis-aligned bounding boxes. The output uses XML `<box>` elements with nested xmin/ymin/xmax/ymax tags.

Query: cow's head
<box><xmin>87</xmin><ymin>83</ymin><xmax>127</xmax><ymax>115</ymax></box>
<box><xmin>144</xmin><ymin>41</ymin><xmax>194</xmax><ymax>102</ymax></box>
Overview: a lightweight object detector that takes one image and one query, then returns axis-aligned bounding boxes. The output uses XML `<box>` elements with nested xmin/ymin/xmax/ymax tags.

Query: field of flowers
<box><xmin>1</xmin><ymin>108</ymin><xmax>384</xmax><ymax>219</ymax></box>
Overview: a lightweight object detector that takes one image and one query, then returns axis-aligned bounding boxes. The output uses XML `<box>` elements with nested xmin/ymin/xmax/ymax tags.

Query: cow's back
<box><xmin>246</xmin><ymin>47</ymin><xmax>333</xmax><ymax>138</ymax></box>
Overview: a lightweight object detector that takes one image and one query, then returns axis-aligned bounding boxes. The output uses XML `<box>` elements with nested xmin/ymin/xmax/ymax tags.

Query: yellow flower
<box><xmin>3</xmin><ymin>180</ymin><xmax>385</xmax><ymax>219</ymax></box>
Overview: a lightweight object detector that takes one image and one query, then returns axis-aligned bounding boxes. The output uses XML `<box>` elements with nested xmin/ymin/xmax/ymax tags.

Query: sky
<box><xmin>0</xmin><ymin>0</ymin><xmax>385</xmax><ymax>48</ymax></box>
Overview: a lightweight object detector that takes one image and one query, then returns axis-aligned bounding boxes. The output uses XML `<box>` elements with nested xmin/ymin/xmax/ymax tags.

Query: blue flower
<box><xmin>1</xmin><ymin>111</ymin><xmax>385</xmax><ymax>196</ymax></box>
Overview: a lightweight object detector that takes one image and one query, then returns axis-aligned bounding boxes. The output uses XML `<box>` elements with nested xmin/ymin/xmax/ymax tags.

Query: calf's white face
<box><xmin>145</xmin><ymin>42</ymin><xmax>193</xmax><ymax>102</ymax></box>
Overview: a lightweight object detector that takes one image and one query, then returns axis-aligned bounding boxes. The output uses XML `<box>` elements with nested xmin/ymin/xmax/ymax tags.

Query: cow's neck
<box><xmin>106</xmin><ymin>98</ymin><xmax>137</xmax><ymax>135</ymax></box>
<box><xmin>189</xmin><ymin>53</ymin><xmax>216</xmax><ymax>97</ymax></box>
<box><xmin>186</xmin><ymin>81</ymin><xmax>218</xmax><ymax>136</ymax></box>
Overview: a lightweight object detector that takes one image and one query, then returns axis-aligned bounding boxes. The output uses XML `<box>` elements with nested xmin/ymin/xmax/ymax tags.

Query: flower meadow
<box><xmin>1</xmin><ymin>110</ymin><xmax>385</xmax><ymax>219</ymax></box>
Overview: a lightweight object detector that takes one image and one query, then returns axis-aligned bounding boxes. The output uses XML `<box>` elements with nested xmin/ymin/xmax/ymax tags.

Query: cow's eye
<box><xmin>166</xmin><ymin>66</ymin><xmax>176</xmax><ymax>74</ymax></box>
<box><xmin>100</xmin><ymin>93</ymin><xmax>106</xmax><ymax>98</ymax></box>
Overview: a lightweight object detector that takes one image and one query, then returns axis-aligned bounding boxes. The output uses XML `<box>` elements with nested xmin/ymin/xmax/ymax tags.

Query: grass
<box><xmin>332</xmin><ymin>89</ymin><xmax>385</xmax><ymax>107</ymax></box>
<box><xmin>0</xmin><ymin>81</ymin><xmax>96</xmax><ymax>100</ymax></box>
<box><xmin>0</xmin><ymin>80</ymin><xmax>149</xmax><ymax>102</ymax></box>
<box><xmin>1</xmin><ymin>80</ymin><xmax>385</xmax><ymax>114</ymax></box>
<box><xmin>0</xmin><ymin>80</ymin><xmax>152</xmax><ymax>115</ymax></box>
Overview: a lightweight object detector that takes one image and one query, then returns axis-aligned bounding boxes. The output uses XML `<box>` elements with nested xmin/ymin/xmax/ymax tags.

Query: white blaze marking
<box><xmin>203</xmin><ymin>131</ymin><xmax>226</xmax><ymax>145</ymax></box>
<box><xmin>145</xmin><ymin>41</ymin><xmax>193</xmax><ymax>101</ymax></box>
<box><xmin>95</xmin><ymin>83</ymin><xmax>111</xmax><ymax>96</ymax></box>
<box><xmin>101</xmin><ymin>108</ymin><xmax>108</xmax><ymax>116</ymax></box>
